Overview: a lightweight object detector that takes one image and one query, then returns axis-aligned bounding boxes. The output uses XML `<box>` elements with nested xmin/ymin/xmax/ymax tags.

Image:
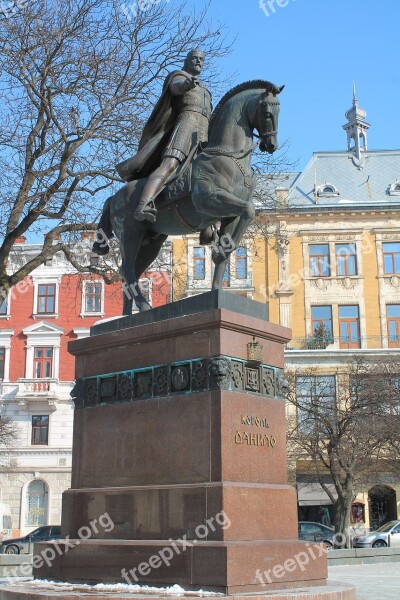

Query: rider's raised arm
<box><xmin>169</xmin><ymin>74</ymin><xmax>197</xmax><ymax>96</ymax></box>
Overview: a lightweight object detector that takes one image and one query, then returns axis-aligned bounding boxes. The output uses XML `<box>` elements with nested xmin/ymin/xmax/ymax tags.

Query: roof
<box><xmin>285</xmin><ymin>149</ymin><xmax>400</xmax><ymax>209</ymax></box>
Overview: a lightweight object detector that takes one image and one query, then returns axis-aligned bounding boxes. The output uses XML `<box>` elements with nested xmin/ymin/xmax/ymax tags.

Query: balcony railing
<box><xmin>286</xmin><ymin>336</ymin><xmax>400</xmax><ymax>351</ymax></box>
<box><xmin>16</xmin><ymin>378</ymin><xmax>60</xmax><ymax>396</ymax></box>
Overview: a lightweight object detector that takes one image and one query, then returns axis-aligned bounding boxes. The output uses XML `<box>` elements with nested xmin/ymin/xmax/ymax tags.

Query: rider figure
<box><xmin>132</xmin><ymin>48</ymin><xmax>212</xmax><ymax>223</ymax></box>
<box><xmin>92</xmin><ymin>49</ymin><xmax>212</xmax><ymax>255</ymax></box>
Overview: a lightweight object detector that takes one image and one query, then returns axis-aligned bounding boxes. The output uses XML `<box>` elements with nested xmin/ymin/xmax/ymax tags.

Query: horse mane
<box><xmin>209</xmin><ymin>80</ymin><xmax>281</xmax><ymax>130</ymax></box>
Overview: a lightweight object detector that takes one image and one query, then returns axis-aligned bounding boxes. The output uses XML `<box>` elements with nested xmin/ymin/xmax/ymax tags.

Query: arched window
<box><xmin>317</xmin><ymin>183</ymin><xmax>339</xmax><ymax>197</ymax></box>
<box><xmin>26</xmin><ymin>480</ymin><xmax>48</xmax><ymax>527</ymax></box>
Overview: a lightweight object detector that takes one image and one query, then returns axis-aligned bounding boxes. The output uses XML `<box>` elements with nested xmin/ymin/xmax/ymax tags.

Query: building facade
<box><xmin>0</xmin><ymin>237</ymin><xmax>171</xmax><ymax>536</ymax></box>
<box><xmin>263</xmin><ymin>92</ymin><xmax>400</xmax><ymax>529</ymax></box>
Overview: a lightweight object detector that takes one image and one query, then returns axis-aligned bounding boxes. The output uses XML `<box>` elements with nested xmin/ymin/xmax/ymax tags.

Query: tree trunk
<box><xmin>333</xmin><ymin>495</ymin><xmax>353</xmax><ymax>548</ymax></box>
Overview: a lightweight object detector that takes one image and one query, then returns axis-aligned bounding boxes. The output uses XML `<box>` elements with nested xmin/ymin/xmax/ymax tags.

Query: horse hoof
<box><xmin>212</xmin><ymin>247</ymin><xmax>227</xmax><ymax>264</ymax></box>
<box><xmin>92</xmin><ymin>241</ymin><xmax>109</xmax><ymax>256</ymax></box>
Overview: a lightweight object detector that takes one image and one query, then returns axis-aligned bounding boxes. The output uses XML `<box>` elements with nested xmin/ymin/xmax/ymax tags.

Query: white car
<box><xmin>352</xmin><ymin>520</ymin><xmax>400</xmax><ymax>548</ymax></box>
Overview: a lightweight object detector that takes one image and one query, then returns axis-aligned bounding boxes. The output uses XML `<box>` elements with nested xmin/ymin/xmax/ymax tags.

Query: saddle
<box><xmin>162</xmin><ymin>141</ymin><xmax>200</xmax><ymax>206</ymax></box>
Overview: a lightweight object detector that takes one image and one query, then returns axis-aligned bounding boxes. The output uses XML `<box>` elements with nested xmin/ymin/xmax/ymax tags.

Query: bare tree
<box><xmin>285</xmin><ymin>357</ymin><xmax>400</xmax><ymax>546</ymax></box>
<box><xmin>0</xmin><ymin>415</ymin><xmax>19</xmax><ymax>472</ymax></box>
<box><xmin>0</xmin><ymin>0</ymin><xmax>231</xmax><ymax>293</ymax></box>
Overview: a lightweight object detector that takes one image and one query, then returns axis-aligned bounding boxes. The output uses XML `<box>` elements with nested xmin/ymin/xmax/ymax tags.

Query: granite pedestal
<box><xmin>20</xmin><ymin>292</ymin><xmax>353</xmax><ymax>599</ymax></box>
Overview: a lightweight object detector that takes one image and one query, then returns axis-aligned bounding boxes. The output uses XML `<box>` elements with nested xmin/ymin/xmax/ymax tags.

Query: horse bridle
<box><xmin>256</xmin><ymin>95</ymin><xmax>279</xmax><ymax>139</ymax></box>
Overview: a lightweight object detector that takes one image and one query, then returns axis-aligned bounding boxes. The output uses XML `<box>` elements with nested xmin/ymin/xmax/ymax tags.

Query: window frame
<box><xmin>33</xmin><ymin>347</ymin><xmax>54</xmax><ymax>379</ymax></box>
<box><xmin>383</xmin><ymin>242</ymin><xmax>400</xmax><ymax>275</ymax></box>
<box><xmin>193</xmin><ymin>247</ymin><xmax>206</xmax><ymax>280</ymax></box>
<box><xmin>0</xmin><ymin>347</ymin><xmax>5</xmax><ymax>380</ymax></box>
<box><xmin>32</xmin><ymin>278</ymin><xmax>60</xmax><ymax>318</ymax></box>
<box><xmin>335</xmin><ymin>243</ymin><xmax>357</xmax><ymax>276</ymax></box>
<box><xmin>296</xmin><ymin>375</ymin><xmax>337</xmax><ymax>435</ymax></box>
<box><xmin>309</xmin><ymin>244</ymin><xmax>331</xmax><ymax>277</ymax></box>
<box><xmin>311</xmin><ymin>305</ymin><xmax>333</xmax><ymax>337</ymax></box>
<box><xmin>36</xmin><ymin>283</ymin><xmax>56</xmax><ymax>315</ymax></box>
<box><xmin>339</xmin><ymin>305</ymin><xmax>360</xmax><ymax>349</ymax></box>
<box><xmin>387</xmin><ymin>305</ymin><xmax>400</xmax><ymax>348</ymax></box>
<box><xmin>84</xmin><ymin>281</ymin><xmax>103</xmax><ymax>314</ymax></box>
<box><xmin>235</xmin><ymin>246</ymin><xmax>248</xmax><ymax>280</ymax></box>
<box><xmin>31</xmin><ymin>415</ymin><xmax>49</xmax><ymax>445</ymax></box>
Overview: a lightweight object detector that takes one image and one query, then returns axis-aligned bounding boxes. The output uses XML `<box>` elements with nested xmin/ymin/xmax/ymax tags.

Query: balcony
<box><xmin>286</xmin><ymin>336</ymin><xmax>400</xmax><ymax>351</ymax></box>
<box><xmin>0</xmin><ymin>379</ymin><xmax>74</xmax><ymax>409</ymax></box>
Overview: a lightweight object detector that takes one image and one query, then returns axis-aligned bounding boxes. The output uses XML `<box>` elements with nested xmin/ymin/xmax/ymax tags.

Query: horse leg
<box><xmin>211</xmin><ymin>218</ymin><xmax>238</xmax><ymax>290</ymax></box>
<box><xmin>132</xmin><ymin>234</ymin><xmax>169</xmax><ymax>308</ymax></box>
<box><xmin>119</xmin><ymin>221</ymin><xmax>147</xmax><ymax>315</ymax></box>
<box><xmin>134</xmin><ymin>234</ymin><xmax>168</xmax><ymax>278</ymax></box>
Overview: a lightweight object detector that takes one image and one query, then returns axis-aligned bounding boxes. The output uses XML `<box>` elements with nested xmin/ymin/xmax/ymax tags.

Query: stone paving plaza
<box><xmin>1</xmin><ymin>563</ymin><xmax>400</xmax><ymax>599</ymax></box>
<box><xmin>329</xmin><ymin>563</ymin><xmax>400</xmax><ymax>599</ymax></box>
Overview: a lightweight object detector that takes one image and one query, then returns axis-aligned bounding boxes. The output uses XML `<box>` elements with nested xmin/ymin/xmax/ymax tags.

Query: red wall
<box><xmin>1</xmin><ymin>271</ymin><xmax>170</xmax><ymax>383</ymax></box>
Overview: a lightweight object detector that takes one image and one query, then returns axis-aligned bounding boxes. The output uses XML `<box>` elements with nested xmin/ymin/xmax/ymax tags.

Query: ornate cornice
<box><xmin>71</xmin><ymin>355</ymin><xmax>286</xmax><ymax>409</ymax></box>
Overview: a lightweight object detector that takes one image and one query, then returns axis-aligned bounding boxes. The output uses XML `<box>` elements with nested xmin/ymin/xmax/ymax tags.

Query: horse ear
<box><xmin>277</xmin><ymin>84</ymin><xmax>285</xmax><ymax>94</ymax></box>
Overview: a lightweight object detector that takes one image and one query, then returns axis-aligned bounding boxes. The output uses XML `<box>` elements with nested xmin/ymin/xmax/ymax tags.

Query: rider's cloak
<box><xmin>116</xmin><ymin>71</ymin><xmax>188</xmax><ymax>182</ymax></box>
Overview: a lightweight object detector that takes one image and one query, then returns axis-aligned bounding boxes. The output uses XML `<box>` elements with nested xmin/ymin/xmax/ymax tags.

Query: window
<box><xmin>339</xmin><ymin>305</ymin><xmax>360</xmax><ymax>348</ymax></box>
<box><xmin>33</xmin><ymin>347</ymin><xmax>53</xmax><ymax>378</ymax></box>
<box><xmin>139</xmin><ymin>279</ymin><xmax>151</xmax><ymax>305</ymax></box>
<box><xmin>0</xmin><ymin>347</ymin><xmax>4</xmax><ymax>380</ymax></box>
<box><xmin>311</xmin><ymin>306</ymin><xmax>333</xmax><ymax>336</ymax></box>
<box><xmin>193</xmin><ymin>247</ymin><xmax>206</xmax><ymax>280</ymax></box>
<box><xmin>84</xmin><ymin>282</ymin><xmax>102</xmax><ymax>313</ymax></box>
<box><xmin>37</xmin><ymin>284</ymin><xmax>56</xmax><ymax>314</ymax></box>
<box><xmin>336</xmin><ymin>243</ymin><xmax>357</xmax><ymax>276</ymax></box>
<box><xmin>387</xmin><ymin>305</ymin><xmax>400</xmax><ymax>348</ymax></box>
<box><xmin>309</xmin><ymin>244</ymin><xmax>330</xmax><ymax>277</ymax></box>
<box><xmin>235</xmin><ymin>246</ymin><xmax>247</xmax><ymax>279</ymax></box>
<box><xmin>0</xmin><ymin>297</ymin><xmax>6</xmax><ymax>315</ymax></box>
<box><xmin>383</xmin><ymin>242</ymin><xmax>400</xmax><ymax>275</ymax></box>
<box><xmin>31</xmin><ymin>416</ymin><xmax>49</xmax><ymax>445</ymax></box>
<box><xmin>26</xmin><ymin>480</ymin><xmax>48</xmax><ymax>526</ymax></box>
<box><xmin>296</xmin><ymin>376</ymin><xmax>336</xmax><ymax>435</ymax></box>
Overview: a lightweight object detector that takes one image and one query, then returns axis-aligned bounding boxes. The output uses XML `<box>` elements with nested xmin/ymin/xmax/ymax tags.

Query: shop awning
<box><xmin>297</xmin><ymin>482</ymin><xmax>337</xmax><ymax>506</ymax></box>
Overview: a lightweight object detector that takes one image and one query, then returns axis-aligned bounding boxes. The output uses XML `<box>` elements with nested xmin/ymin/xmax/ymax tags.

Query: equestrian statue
<box><xmin>92</xmin><ymin>49</ymin><xmax>284</xmax><ymax>315</ymax></box>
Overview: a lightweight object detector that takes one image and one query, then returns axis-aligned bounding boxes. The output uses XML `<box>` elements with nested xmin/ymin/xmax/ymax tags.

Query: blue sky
<box><xmin>184</xmin><ymin>0</ymin><xmax>400</xmax><ymax>170</ymax></box>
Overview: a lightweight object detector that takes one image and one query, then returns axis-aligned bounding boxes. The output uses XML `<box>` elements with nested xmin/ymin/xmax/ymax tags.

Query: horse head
<box><xmin>254</xmin><ymin>83</ymin><xmax>285</xmax><ymax>154</ymax></box>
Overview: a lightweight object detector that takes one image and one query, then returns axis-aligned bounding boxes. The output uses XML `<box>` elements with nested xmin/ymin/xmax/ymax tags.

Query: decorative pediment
<box><xmin>22</xmin><ymin>321</ymin><xmax>64</xmax><ymax>336</ymax></box>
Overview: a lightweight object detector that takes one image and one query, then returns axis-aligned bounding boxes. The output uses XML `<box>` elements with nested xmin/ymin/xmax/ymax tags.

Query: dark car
<box><xmin>0</xmin><ymin>525</ymin><xmax>61</xmax><ymax>554</ymax></box>
<box><xmin>298</xmin><ymin>521</ymin><xmax>335</xmax><ymax>549</ymax></box>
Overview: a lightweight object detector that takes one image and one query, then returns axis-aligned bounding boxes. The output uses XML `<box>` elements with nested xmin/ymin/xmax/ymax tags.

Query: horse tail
<box><xmin>98</xmin><ymin>195</ymin><xmax>113</xmax><ymax>241</ymax></box>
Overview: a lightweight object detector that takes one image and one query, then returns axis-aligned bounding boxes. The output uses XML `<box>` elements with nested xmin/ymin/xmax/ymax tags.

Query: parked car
<box><xmin>0</xmin><ymin>525</ymin><xmax>61</xmax><ymax>554</ymax></box>
<box><xmin>0</xmin><ymin>503</ymin><xmax>12</xmax><ymax>541</ymax></box>
<box><xmin>352</xmin><ymin>520</ymin><xmax>400</xmax><ymax>548</ymax></box>
<box><xmin>298</xmin><ymin>521</ymin><xmax>335</xmax><ymax>549</ymax></box>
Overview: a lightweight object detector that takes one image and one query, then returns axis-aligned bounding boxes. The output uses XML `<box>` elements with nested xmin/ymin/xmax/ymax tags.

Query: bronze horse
<box><xmin>97</xmin><ymin>80</ymin><xmax>283</xmax><ymax>314</ymax></box>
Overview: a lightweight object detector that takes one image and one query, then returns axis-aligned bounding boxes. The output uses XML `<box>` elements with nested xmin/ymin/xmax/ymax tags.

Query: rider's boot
<box><xmin>134</xmin><ymin>175</ymin><xmax>166</xmax><ymax>223</ymax></box>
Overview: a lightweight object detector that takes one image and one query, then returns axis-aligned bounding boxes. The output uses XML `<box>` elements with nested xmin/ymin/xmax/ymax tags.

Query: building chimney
<box><xmin>14</xmin><ymin>236</ymin><xmax>26</xmax><ymax>244</ymax></box>
<box><xmin>81</xmin><ymin>231</ymin><xmax>96</xmax><ymax>241</ymax></box>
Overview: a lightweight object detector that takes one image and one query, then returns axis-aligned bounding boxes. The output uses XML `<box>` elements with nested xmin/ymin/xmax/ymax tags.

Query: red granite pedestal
<box><xmin>0</xmin><ymin>293</ymin><xmax>355</xmax><ymax>600</ymax></box>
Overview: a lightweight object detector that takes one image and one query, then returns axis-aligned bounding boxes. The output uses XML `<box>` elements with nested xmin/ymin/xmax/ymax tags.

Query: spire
<box><xmin>342</xmin><ymin>84</ymin><xmax>370</xmax><ymax>161</ymax></box>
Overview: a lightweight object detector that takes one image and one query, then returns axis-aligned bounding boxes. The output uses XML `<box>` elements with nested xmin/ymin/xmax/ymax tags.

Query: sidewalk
<box><xmin>329</xmin><ymin>563</ymin><xmax>400</xmax><ymax>599</ymax></box>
